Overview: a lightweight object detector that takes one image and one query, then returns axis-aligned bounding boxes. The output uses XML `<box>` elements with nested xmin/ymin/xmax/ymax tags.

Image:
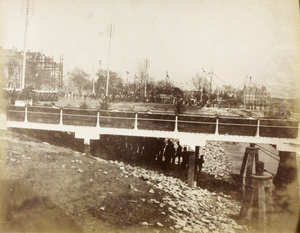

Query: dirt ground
<box><xmin>0</xmin><ymin>131</ymin><xmax>179</xmax><ymax>233</ymax></box>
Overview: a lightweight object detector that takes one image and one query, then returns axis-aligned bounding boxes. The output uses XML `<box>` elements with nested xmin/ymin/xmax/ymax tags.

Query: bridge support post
<box><xmin>240</xmin><ymin>146</ymin><xmax>259</xmax><ymax>194</ymax></box>
<box><xmin>24</xmin><ymin>106</ymin><xmax>28</xmax><ymax>123</ymax></box>
<box><xmin>59</xmin><ymin>109</ymin><xmax>63</xmax><ymax>125</ymax></box>
<box><xmin>84</xmin><ymin>138</ymin><xmax>91</xmax><ymax>155</ymax></box>
<box><xmin>96</xmin><ymin>112</ymin><xmax>100</xmax><ymax>127</ymax></box>
<box><xmin>174</xmin><ymin>115</ymin><xmax>178</xmax><ymax>133</ymax></box>
<box><xmin>214</xmin><ymin>118</ymin><xmax>219</xmax><ymax>135</ymax></box>
<box><xmin>188</xmin><ymin>146</ymin><xmax>199</xmax><ymax>188</ymax></box>
<box><xmin>296</xmin><ymin>152</ymin><xmax>300</xmax><ymax>210</ymax></box>
<box><xmin>75</xmin><ymin>130</ymin><xmax>100</xmax><ymax>156</ymax></box>
<box><xmin>0</xmin><ymin>113</ymin><xmax>7</xmax><ymax>130</ymax></box>
<box><xmin>255</xmin><ymin>119</ymin><xmax>260</xmax><ymax>137</ymax></box>
<box><xmin>134</xmin><ymin>113</ymin><xmax>138</xmax><ymax>130</ymax></box>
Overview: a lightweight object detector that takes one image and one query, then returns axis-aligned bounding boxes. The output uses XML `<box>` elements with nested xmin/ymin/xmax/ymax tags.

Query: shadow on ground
<box><xmin>0</xmin><ymin>179</ymin><xmax>82</xmax><ymax>233</ymax></box>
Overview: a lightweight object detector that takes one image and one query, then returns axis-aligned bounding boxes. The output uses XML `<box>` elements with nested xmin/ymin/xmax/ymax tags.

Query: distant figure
<box><xmin>157</xmin><ymin>138</ymin><xmax>165</xmax><ymax>165</ymax></box>
<box><xmin>198</xmin><ymin>155</ymin><xmax>205</xmax><ymax>172</ymax></box>
<box><xmin>164</xmin><ymin>139</ymin><xmax>175</xmax><ymax>170</ymax></box>
<box><xmin>181</xmin><ymin>147</ymin><xmax>188</xmax><ymax>169</ymax></box>
<box><xmin>173</xmin><ymin>141</ymin><xmax>182</xmax><ymax>165</ymax></box>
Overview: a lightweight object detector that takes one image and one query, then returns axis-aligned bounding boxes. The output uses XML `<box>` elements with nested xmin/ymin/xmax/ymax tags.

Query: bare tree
<box><xmin>192</xmin><ymin>73</ymin><xmax>209</xmax><ymax>103</ymax></box>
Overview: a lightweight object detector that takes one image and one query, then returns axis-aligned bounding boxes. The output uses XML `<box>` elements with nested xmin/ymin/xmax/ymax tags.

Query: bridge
<box><xmin>1</xmin><ymin>105</ymin><xmax>300</xmax><ymax>192</ymax></box>
<box><xmin>1</xmin><ymin>105</ymin><xmax>299</xmax><ymax>153</ymax></box>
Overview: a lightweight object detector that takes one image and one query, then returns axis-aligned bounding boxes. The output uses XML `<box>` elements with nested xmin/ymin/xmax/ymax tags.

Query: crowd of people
<box><xmin>94</xmin><ymin>135</ymin><xmax>205</xmax><ymax>172</ymax></box>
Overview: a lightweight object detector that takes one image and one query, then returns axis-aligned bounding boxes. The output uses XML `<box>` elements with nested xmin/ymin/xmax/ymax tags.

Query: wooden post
<box><xmin>188</xmin><ymin>150</ymin><xmax>197</xmax><ymax>188</ymax></box>
<box><xmin>296</xmin><ymin>152</ymin><xmax>300</xmax><ymax>210</ymax></box>
<box><xmin>195</xmin><ymin>146</ymin><xmax>200</xmax><ymax>184</ymax></box>
<box><xmin>241</xmin><ymin>146</ymin><xmax>259</xmax><ymax>192</ymax></box>
<box><xmin>83</xmin><ymin>138</ymin><xmax>90</xmax><ymax>155</ymax></box>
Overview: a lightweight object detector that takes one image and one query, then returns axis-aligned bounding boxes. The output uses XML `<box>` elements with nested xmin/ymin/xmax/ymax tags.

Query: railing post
<box><xmin>297</xmin><ymin>122</ymin><xmax>300</xmax><ymax>139</ymax></box>
<box><xmin>96</xmin><ymin>111</ymin><xmax>100</xmax><ymax>127</ymax></box>
<box><xmin>214</xmin><ymin>118</ymin><xmax>219</xmax><ymax>135</ymax></box>
<box><xmin>255</xmin><ymin>119</ymin><xmax>260</xmax><ymax>137</ymax></box>
<box><xmin>24</xmin><ymin>106</ymin><xmax>28</xmax><ymax>123</ymax></box>
<box><xmin>59</xmin><ymin>108</ymin><xmax>63</xmax><ymax>125</ymax></box>
<box><xmin>174</xmin><ymin>115</ymin><xmax>178</xmax><ymax>133</ymax></box>
<box><xmin>134</xmin><ymin>112</ymin><xmax>138</xmax><ymax>130</ymax></box>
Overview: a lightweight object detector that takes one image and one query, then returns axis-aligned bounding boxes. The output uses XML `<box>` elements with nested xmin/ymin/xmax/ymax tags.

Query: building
<box><xmin>0</xmin><ymin>47</ymin><xmax>63</xmax><ymax>91</ymax></box>
<box><xmin>243</xmin><ymin>77</ymin><xmax>270</xmax><ymax>109</ymax></box>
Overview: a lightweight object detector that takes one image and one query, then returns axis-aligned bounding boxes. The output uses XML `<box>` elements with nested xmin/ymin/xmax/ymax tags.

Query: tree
<box><xmin>136</xmin><ymin>61</ymin><xmax>150</xmax><ymax>99</ymax></box>
<box><xmin>6</xmin><ymin>56</ymin><xmax>21</xmax><ymax>89</ymax></box>
<box><xmin>69</xmin><ymin>67</ymin><xmax>91</xmax><ymax>97</ymax></box>
<box><xmin>95</xmin><ymin>69</ymin><xmax>123</xmax><ymax>98</ymax></box>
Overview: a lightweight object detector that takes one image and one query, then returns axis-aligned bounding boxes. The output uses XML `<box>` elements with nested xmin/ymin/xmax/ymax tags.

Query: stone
<box><xmin>149</xmin><ymin>189</ymin><xmax>155</xmax><ymax>194</ymax></box>
<box><xmin>77</xmin><ymin>168</ymin><xmax>83</xmax><ymax>173</ymax></box>
<box><xmin>100</xmin><ymin>206</ymin><xmax>105</xmax><ymax>211</ymax></box>
<box><xmin>176</xmin><ymin>219</ymin><xmax>186</xmax><ymax>227</ymax></box>
<box><xmin>183</xmin><ymin>226</ymin><xmax>193</xmax><ymax>232</ymax></box>
<box><xmin>201</xmin><ymin>217</ymin><xmax>211</xmax><ymax>224</ymax></box>
<box><xmin>10</xmin><ymin>158</ymin><xmax>16</xmax><ymax>162</ymax></box>
<box><xmin>156</xmin><ymin>222</ymin><xmax>164</xmax><ymax>227</ymax></box>
<box><xmin>174</xmin><ymin>225</ymin><xmax>182</xmax><ymax>229</ymax></box>
<box><xmin>61</xmin><ymin>164</ymin><xmax>65</xmax><ymax>169</ymax></box>
<box><xmin>103</xmin><ymin>171</ymin><xmax>108</xmax><ymax>175</ymax></box>
<box><xmin>140</xmin><ymin>222</ymin><xmax>148</xmax><ymax>226</ymax></box>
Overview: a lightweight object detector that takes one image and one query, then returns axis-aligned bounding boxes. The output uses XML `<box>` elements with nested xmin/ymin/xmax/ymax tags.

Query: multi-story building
<box><xmin>243</xmin><ymin>77</ymin><xmax>270</xmax><ymax>109</ymax></box>
<box><xmin>0</xmin><ymin>47</ymin><xmax>63</xmax><ymax>91</ymax></box>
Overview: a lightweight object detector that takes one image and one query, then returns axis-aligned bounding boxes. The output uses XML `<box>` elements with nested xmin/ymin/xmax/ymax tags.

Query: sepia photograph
<box><xmin>0</xmin><ymin>0</ymin><xmax>299</xmax><ymax>232</ymax></box>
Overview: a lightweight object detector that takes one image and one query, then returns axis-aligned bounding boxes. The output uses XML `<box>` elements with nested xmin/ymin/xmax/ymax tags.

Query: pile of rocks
<box><xmin>109</xmin><ymin>160</ymin><xmax>247</xmax><ymax>232</ymax></box>
<box><xmin>201</xmin><ymin>141</ymin><xmax>234</xmax><ymax>183</ymax></box>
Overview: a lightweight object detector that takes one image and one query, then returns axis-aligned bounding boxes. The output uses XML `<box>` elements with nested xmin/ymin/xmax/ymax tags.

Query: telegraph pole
<box><xmin>209</xmin><ymin>69</ymin><xmax>213</xmax><ymax>103</ymax></box>
<box><xmin>92</xmin><ymin>61</ymin><xmax>96</xmax><ymax>95</ymax></box>
<box><xmin>21</xmin><ymin>0</ymin><xmax>34</xmax><ymax>90</ymax></box>
<box><xmin>144</xmin><ymin>59</ymin><xmax>149</xmax><ymax>99</ymax></box>
<box><xmin>106</xmin><ymin>21</ymin><xmax>114</xmax><ymax>97</ymax></box>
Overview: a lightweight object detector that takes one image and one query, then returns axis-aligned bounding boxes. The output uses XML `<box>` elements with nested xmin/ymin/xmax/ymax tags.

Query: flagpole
<box><xmin>106</xmin><ymin>21</ymin><xmax>113</xmax><ymax>97</ymax></box>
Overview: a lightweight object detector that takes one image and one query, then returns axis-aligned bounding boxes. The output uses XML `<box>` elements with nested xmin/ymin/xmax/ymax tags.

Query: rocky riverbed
<box><xmin>2</xmin><ymin>130</ymin><xmax>297</xmax><ymax>233</ymax></box>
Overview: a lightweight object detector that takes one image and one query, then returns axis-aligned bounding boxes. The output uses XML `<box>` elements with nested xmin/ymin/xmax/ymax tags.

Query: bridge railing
<box><xmin>6</xmin><ymin>106</ymin><xmax>300</xmax><ymax>139</ymax></box>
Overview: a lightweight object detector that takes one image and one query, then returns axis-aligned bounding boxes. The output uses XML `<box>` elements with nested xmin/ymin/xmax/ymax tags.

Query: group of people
<box><xmin>162</xmin><ymin>139</ymin><xmax>204</xmax><ymax>171</ymax></box>
<box><xmin>96</xmin><ymin>135</ymin><xmax>205</xmax><ymax>172</ymax></box>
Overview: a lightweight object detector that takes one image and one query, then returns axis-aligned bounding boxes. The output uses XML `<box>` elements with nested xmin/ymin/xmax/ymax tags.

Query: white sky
<box><xmin>1</xmin><ymin>0</ymin><xmax>299</xmax><ymax>98</ymax></box>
